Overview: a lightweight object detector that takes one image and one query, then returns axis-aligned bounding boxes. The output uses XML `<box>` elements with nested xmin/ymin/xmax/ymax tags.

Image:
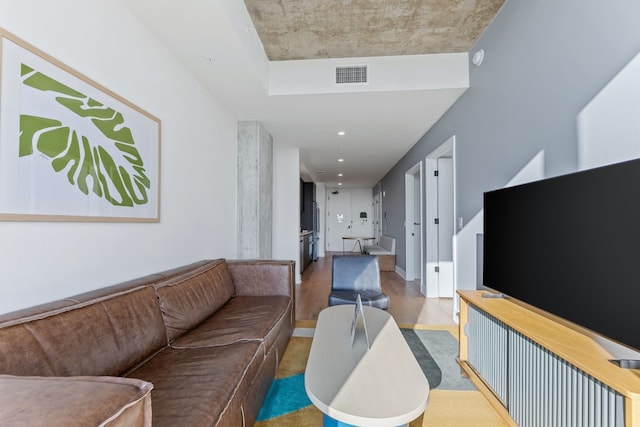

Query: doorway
<box><xmin>326</xmin><ymin>189</ymin><xmax>374</xmax><ymax>253</ymax></box>
<box><xmin>326</xmin><ymin>190</ymin><xmax>352</xmax><ymax>252</ymax></box>
<box><xmin>404</xmin><ymin>162</ymin><xmax>423</xmax><ymax>285</ymax></box>
<box><xmin>425</xmin><ymin>136</ymin><xmax>456</xmax><ymax>297</ymax></box>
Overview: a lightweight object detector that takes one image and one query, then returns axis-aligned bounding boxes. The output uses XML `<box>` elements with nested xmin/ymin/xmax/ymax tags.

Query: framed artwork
<box><xmin>0</xmin><ymin>29</ymin><xmax>160</xmax><ymax>222</ymax></box>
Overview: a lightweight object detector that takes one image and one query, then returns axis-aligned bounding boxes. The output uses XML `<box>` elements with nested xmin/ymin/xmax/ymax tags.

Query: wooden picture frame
<box><xmin>0</xmin><ymin>29</ymin><xmax>160</xmax><ymax>222</ymax></box>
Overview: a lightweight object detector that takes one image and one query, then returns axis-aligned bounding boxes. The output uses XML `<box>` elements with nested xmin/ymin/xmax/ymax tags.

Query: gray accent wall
<box><xmin>380</xmin><ymin>0</ymin><xmax>640</xmax><ymax>275</ymax></box>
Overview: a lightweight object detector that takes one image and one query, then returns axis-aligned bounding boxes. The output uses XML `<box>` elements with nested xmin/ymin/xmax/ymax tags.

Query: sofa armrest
<box><xmin>379</xmin><ymin>235</ymin><xmax>396</xmax><ymax>254</ymax></box>
<box><xmin>227</xmin><ymin>260</ymin><xmax>295</xmax><ymax>297</ymax></box>
<box><xmin>0</xmin><ymin>375</ymin><xmax>153</xmax><ymax>427</ymax></box>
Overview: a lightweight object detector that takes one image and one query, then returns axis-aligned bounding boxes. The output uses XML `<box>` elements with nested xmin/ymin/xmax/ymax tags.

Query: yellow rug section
<box><xmin>257</xmin><ymin>335</ymin><xmax>510</xmax><ymax>426</ymax></box>
<box><xmin>275</xmin><ymin>336</ymin><xmax>311</xmax><ymax>379</ymax></box>
<box><xmin>421</xmin><ymin>390</ymin><xmax>510</xmax><ymax>426</ymax></box>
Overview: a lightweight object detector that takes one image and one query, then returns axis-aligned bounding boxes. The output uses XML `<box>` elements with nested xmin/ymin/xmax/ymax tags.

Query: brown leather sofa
<box><xmin>0</xmin><ymin>259</ymin><xmax>295</xmax><ymax>426</ymax></box>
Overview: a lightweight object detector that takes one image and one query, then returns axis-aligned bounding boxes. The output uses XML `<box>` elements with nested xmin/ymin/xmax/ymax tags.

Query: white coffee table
<box><xmin>305</xmin><ymin>305</ymin><xmax>429</xmax><ymax>427</ymax></box>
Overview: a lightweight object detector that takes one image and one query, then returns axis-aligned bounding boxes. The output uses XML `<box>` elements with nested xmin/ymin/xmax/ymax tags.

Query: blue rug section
<box><xmin>401</xmin><ymin>329</ymin><xmax>476</xmax><ymax>390</ymax></box>
<box><xmin>400</xmin><ymin>328</ymin><xmax>442</xmax><ymax>388</ymax></box>
<box><xmin>257</xmin><ymin>373</ymin><xmax>312</xmax><ymax>421</ymax></box>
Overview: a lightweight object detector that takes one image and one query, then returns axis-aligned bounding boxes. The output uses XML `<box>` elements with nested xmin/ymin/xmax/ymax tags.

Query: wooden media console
<box><xmin>458</xmin><ymin>290</ymin><xmax>640</xmax><ymax>427</ymax></box>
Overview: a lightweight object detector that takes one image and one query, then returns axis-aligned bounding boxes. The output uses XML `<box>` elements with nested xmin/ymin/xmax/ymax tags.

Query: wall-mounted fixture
<box><xmin>472</xmin><ymin>49</ymin><xmax>485</xmax><ymax>66</ymax></box>
<box><xmin>360</xmin><ymin>212</ymin><xmax>367</xmax><ymax>219</ymax></box>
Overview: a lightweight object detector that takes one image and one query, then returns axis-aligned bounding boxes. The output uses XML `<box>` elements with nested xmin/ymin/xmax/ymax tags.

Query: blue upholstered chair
<box><xmin>328</xmin><ymin>255</ymin><xmax>390</xmax><ymax>310</ymax></box>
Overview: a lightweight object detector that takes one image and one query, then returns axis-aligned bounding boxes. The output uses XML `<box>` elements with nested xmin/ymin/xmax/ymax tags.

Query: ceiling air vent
<box><xmin>335</xmin><ymin>65</ymin><xmax>368</xmax><ymax>85</ymax></box>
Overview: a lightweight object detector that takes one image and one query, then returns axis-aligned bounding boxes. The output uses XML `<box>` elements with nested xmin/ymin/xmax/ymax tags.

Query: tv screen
<box><xmin>483</xmin><ymin>158</ymin><xmax>640</xmax><ymax>352</ymax></box>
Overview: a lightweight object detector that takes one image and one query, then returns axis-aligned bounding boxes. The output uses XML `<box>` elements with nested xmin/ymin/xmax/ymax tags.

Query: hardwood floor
<box><xmin>296</xmin><ymin>252</ymin><xmax>455</xmax><ymax>327</ymax></box>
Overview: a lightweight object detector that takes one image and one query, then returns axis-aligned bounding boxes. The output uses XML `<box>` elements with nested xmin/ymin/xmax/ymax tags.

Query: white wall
<box><xmin>272</xmin><ymin>147</ymin><xmax>301</xmax><ymax>282</ymax></box>
<box><xmin>0</xmin><ymin>0</ymin><xmax>238</xmax><ymax>314</ymax></box>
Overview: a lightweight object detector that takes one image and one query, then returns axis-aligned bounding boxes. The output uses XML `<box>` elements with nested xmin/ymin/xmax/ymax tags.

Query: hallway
<box><xmin>295</xmin><ymin>253</ymin><xmax>456</xmax><ymax>327</ymax></box>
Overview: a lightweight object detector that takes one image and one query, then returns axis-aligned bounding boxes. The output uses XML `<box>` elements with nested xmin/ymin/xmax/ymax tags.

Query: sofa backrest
<box><xmin>331</xmin><ymin>255</ymin><xmax>381</xmax><ymax>292</ymax></box>
<box><xmin>0</xmin><ymin>260</ymin><xmax>213</xmax><ymax>326</ymax></box>
<box><xmin>0</xmin><ymin>286</ymin><xmax>167</xmax><ymax>377</ymax></box>
<box><xmin>154</xmin><ymin>259</ymin><xmax>236</xmax><ymax>343</ymax></box>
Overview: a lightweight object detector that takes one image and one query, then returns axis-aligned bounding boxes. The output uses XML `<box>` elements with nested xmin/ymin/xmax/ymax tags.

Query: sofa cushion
<box><xmin>227</xmin><ymin>260</ymin><xmax>295</xmax><ymax>297</ymax></box>
<box><xmin>127</xmin><ymin>342</ymin><xmax>264</xmax><ymax>427</ymax></box>
<box><xmin>154</xmin><ymin>260</ymin><xmax>236</xmax><ymax>343</ymax></box>
<box><xmin>0</xmin><ymin>375</ymin><xmax>152</xmax><ymax>427</ymax></box>
<box><xmin>0</xmin><ymin>287</ymin><xmax>167</xmax><ymax>377</ymax></box>
<box><xmin>170</xmin><ymin>296</ymin><xmax>291</xmax><ymax>351</ymax></box>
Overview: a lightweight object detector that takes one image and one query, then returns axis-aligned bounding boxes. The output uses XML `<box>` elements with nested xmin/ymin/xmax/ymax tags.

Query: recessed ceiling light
<box><xmin>338</xmin><ymin>131</ymin><xmax>346</xmax><ymax>136</ymax></box>
<box><xmin>338</xmin><ymin>158</ymin><xmax>344</xmax><ymax>162</ymax></box>
<box><xmin>338</xmin><ymin>173</ymin><xmax>343</xmax><ymax>177</ymax></box>
<box><xmin>338</xmin><ymin>183</ymin><xmax>342</xmax><ymax>186</ymax></box>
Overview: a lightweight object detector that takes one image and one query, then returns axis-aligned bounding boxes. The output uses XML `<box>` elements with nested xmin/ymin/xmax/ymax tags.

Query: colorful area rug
<box><xmin>255</xmin><ymin>327</ymin><xmax>509</xmax><ymax>427</ymax></box>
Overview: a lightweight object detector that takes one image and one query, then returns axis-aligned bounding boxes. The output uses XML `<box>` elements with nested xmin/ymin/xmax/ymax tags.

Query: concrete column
<box><xmin>237</xmin><ymin>121</ymin><xmax>273</xmax><ymax>259</ymax></box>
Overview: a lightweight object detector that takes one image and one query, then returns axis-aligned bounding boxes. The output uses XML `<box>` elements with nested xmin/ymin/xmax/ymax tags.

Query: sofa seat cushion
<box><xmin>154</xmin><ymin>260</ymin><xmax>236</xmax><ymax>342</ymax></box>
<box><xmin>127</xmin><ymin>342</ymin><xmax>264</xmax><ymax>427</ymax></box>
<box><xmin>0</xmin><ymin>375</ymin><xmax>152</xmax><ymax>427</ymax></box>
<box><xmin>170</xmin><ymin>296</ymin><xmax>291</xmax><ymax>351</ymax></box>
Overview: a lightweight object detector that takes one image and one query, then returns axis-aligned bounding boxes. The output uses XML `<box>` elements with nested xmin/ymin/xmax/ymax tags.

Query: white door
<box><xmin>413</xmin><ymin>173</ymin><xmax>421</xmax><ymax>280</ymax></box>
<box><xmin>326</xmin><ymin>191</ymin><xmax>352</xmax><ymax>252</ymax></box>
<box><xmin>404</xmin><ymin>162</ymin><xmax>423</xmax><ymax>283</ymax></box>
<box><xmin>349</xmin><ymin>190</ymin><xmax>373</xmax><ymax>239</ymax></box>
<box><xmin>436</xmin><ymin>158</ymin><xmax>454</xmax><ymax>297</ymax></box>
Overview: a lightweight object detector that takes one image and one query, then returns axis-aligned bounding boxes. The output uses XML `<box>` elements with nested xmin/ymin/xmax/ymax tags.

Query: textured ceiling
<box><xmin>244</xmin><ymin>0</ymin><xmax>505</xmax><ymax>60</ymax></box>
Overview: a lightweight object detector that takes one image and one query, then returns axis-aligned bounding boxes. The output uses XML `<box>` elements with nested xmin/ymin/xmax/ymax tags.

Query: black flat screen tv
<box><xmin>483</xmin><ymin>157</ymin><xmax>640</xmax><ymax>352</ymax></box>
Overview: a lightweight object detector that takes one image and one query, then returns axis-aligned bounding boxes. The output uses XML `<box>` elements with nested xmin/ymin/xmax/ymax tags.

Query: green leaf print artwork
<box><xmin>19</xmin><ymin>64</ymin><xmax>150</xmax><ymax>207</ymax></box>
